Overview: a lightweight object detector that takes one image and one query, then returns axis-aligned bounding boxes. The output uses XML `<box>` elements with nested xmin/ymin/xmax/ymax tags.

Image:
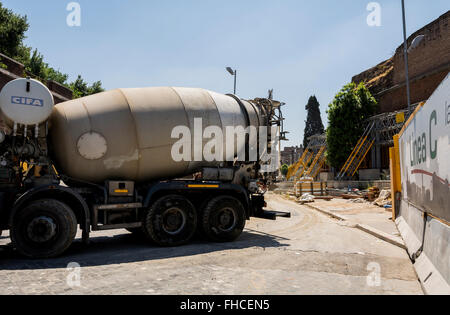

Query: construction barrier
<box><xmin>391</xmin><ymin>73</ymin><xmax>450</xmax><ymax>294</ymax></box>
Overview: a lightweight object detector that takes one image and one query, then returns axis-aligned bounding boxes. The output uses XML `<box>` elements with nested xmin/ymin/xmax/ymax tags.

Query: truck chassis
<box><xmin>1</xmin><ymin>178</ymin><xmax>289</xmax><ymax>258</ymax></box>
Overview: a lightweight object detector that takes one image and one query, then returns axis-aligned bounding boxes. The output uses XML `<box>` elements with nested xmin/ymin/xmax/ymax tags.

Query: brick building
<box><xmin>281</xmin><ymin>146</ymin><xmax>303</xmax><ymax>165</ymax></box>
<box><xmin>353</xmin><ymin>11</ymin><xmax>450</xmax><ymax>114</ymax></box>
<box><xmin>351</xmin><ymin>11</ymin><xmax>449</xmax><ymax>173</ymax></box>
<box><xmin>0</xmin><ymin>53</ymin><xmax>73</xmax><ymax>104</ymax></box>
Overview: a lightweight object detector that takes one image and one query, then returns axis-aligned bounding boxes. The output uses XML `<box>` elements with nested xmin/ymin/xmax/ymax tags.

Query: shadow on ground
<box><xmin>0</xmin><ymin>229</ymin><xmax>288</xmax><ymax>270</ymax></box>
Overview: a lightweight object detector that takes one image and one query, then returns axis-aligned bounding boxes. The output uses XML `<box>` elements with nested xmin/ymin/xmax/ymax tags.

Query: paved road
<box><xmin>0</xmin><ymin>193</ymin><xmax>423</xmax><ymax>295</ymax></box>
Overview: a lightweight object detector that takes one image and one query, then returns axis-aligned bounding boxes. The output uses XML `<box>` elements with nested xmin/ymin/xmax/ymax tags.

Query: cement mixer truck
<box><xmin>0</xmin><ymin>78</ymin><xmax>289</xmax><ymax>258</ymax></box>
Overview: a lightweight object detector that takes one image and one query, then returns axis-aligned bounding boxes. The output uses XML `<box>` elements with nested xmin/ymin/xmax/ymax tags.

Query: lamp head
<box><xmin>408</xmin><ymin>35</ymin><xmax>425</xmax><ymax>53</ymax></box>
<box><xmin>226</xmin><ymin>67</ymin><xmax>235</xmax><ymax>75</ymax></box>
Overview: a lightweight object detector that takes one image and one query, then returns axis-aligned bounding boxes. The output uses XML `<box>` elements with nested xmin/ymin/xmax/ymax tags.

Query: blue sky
<box><xmin>2</xmin><ymin>0</ymin><xmax>449</xmax><ymax>148</ymax></box>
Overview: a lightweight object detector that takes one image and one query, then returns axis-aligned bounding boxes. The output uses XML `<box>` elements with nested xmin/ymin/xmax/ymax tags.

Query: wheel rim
<box><xmin>161</xmin><ymin>207</ymin><xmax>187</xmax><ymax>235</ymax></box>
<box><xmin>216</xmin><ymin>207</ymin><xmax>237</xmax><ymax>232</ymax></box>
<box><xmin>26</xmin><ymin>216</ymin><xmax>57</xmax><ymax>243</ymax></box>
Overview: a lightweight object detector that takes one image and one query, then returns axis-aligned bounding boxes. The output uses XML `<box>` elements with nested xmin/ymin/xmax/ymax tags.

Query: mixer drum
<box><xmin>50</xmin><ymin>87</ymin><xmax>264</xmax><ymax>183</ymax></box>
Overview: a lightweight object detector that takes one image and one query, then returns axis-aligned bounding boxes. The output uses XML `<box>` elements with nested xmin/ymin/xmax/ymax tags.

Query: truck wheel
<box><xmin>202</xmin><ymin>196</ymin><xmax>246</xmax><ymax>242</ymax></box>
<box><xmin>195</xmin><ymin>199</ymin><xmax>212</xmax><ymax>239</ymax></box>
<box><xmin>11</xmin><ymin>199</ymin><xmax>77</xmax><ymax>258</ymax></box>
<box><xmin>144</xmin><ymin>195</ymin><xmax>197</xmax><ymax>246</ymax></box>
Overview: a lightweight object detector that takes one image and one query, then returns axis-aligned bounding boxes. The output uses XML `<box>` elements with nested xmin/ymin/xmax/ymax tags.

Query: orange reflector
<box><xmin>187</xmin><ymin>185</ymin><xmax>219</xmax><ymax>189</ymax></box>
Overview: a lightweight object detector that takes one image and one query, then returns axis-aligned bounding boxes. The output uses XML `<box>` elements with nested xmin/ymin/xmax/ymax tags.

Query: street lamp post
<box><xmin>226</xmin><ymin>67</ymin><xmax>237</xmax><ymax>94</ymax></box>
<box><xmin>401</xmin><ymin>0</ymin><xmax>412</xmax><ymax>113</ymax></box>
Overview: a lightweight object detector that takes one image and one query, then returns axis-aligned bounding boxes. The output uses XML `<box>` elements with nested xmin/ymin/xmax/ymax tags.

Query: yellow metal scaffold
<box><xmin>303</xmin><ymin>145</ymin><xmax>327</xmax><ymax>179</ymax></box>
<box><xmin>287</xmin><ymin>134</ymin><xmax>327</xmax><ymax>182</ymax></box>
<box><xmin>336</xmin><ymin>123</ymin><xmax>375</xmax><ymax>181</ymax></box>
<box><xmin>286</xmin><ymin>149</ymin><xmax>313</xmax><ymax>181</ymax></box>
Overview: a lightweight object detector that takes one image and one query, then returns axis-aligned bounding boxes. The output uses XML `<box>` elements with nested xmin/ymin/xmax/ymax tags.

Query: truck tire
<box><xmin>10</xmin><ymin>199</ymin><xmax>77</xmax><ymax>258</ymax></box>
<box><xmin>194</xmin><ymin>198</ymin><xmax>213</xmax><ymax>239</ymax></box>
<box><xmin>144</xmin><ymin>195</ymin><xmax>197</xmax><ymax>246</ymax></box>
<box><xmin>202</xmin><ymin>196</ymin><xmax>246</xmax><ymax>242</ymax></box>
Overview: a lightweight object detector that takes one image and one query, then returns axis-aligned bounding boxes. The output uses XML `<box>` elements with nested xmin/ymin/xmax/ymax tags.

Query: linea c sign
<box><xmin>399</xmin><ymin>73</ymin><xmax>450</xmax><ymax>222</ymax></box>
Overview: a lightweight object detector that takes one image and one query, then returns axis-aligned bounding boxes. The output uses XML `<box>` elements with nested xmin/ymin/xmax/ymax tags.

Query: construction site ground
<box><xmin>305</xmin><ymin>199</ymin><xmax>400</xmax><ymax>238</ymax></box>
<box><xmin>0</xmin><ymin>193</ymin><xmax>422</xmax><ymax>295</ymax></box>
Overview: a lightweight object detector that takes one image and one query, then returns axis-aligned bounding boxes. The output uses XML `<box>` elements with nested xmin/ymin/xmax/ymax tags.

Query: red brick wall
<box><xmin>354</xmin><ymin>11</ymin><xmax>450</xmax><ymax>114</ymax></box>
<box><xmin>376</xmin><ymin>70</ymin><xmax>449</xmax><ymax>113</ymax></box>
<box><xmin>0</xmin><ymin>54</ymin><xmax>24</xmax><ymax>76</ymax></box>
<box><xmin>393</xmin><ymin>11</ymin><xmax>450</xmax><ymax>85</ymax></box>
<box><xmin>46</xmin><ymin>80</ymin><xmax>73</xmax><ymax>103</ymax></box>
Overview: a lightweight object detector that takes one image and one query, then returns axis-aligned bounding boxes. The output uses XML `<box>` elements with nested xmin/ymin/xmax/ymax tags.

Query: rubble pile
<box><xmin>299</xmin><ymin>193</ymin><xmax>315</xmax><ymax>203</ymax></box>
<box><xmin>374</xmin><ymin>190</ymin><xmax>392</xmax><ymax>207</ymax></box>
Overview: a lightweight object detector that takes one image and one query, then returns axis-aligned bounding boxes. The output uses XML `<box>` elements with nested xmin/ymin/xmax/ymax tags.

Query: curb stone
<box><xmin>303</xmin><ymin>204</ymin><xmax>407</xmax><ymax>250</ymax></box>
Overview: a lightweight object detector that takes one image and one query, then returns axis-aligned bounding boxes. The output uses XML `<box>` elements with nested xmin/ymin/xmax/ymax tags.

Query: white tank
<box><xmin>0</xmin><ymin>78</ymin><xmax>54</xmax><ymax>128</ymax></box>
<box><xmin>50</xmin><ymin>87</ymin><xmax>267</xmax><ymax>184</ymax></box>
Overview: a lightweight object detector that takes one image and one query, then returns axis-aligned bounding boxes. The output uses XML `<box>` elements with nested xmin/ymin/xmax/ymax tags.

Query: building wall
<box><xmin>281</xmin><ymin>146</ymin><xmax>303</xmax><ymax>165</ymax></box>
<box><xmin>393</xmin><ymin>11</ymin><xmax>450</xmax><ymax>86</ymax></box>
<box><xmin>376</xmin><ymin>70</ymin><xmax>448</xmax><ymax>113</ymax></box>
<box><xmin>353</xmin><ymin>11</ymin><xmax>450</xmax><ymax>114</ymax></box>
<box><xmin>350</xmin><ymin>11</ymin><xmax>449</xmax><ymax>175</ymax></box>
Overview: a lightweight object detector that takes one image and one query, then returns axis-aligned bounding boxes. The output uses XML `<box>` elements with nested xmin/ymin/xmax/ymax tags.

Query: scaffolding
<box><xmin>287</xmin><ymin>134</ymin><xmax>327</xmax><ymax>182</ymax></box>
<box><xmin>303</xmin><ymin>145</ymin><xmax>327</xmax><ymax>179</ymax></box>
<box><xmin>369</xmin><ymin>103</ymin><xmax>419</xmax><ymax>146</ymax></box>
<box><xmin>286</xmin><ymin>105</ymin><xmax>421</xmax><ymax>182</ymax></box>
<box><xmin>336</xmin><ymin>103</ymin><xmax>422</xmax><ymax>180</ymax></box>
<box><xmin>286</xmin><ymin>149</ymin><xmax>313</xmax><ymax>180</ymax></box>
<box><xmin>336</xmin><ymin>123</ymin><xmax>375</xmax><ymax>181</ymax></box>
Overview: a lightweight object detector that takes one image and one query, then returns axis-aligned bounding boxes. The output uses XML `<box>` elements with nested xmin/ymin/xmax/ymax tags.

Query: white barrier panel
<box><xmin>399</xmin><ymin>73</ymin><xmax>450</xmax><ymax>223</ymax></box>
<box><xmin>398</xmin><ymin>72</ymin><xmax>450</xmax><ymax>293</ymax></box>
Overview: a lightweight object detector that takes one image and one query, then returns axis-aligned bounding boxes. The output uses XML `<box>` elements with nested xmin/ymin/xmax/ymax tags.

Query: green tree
<box><xmin>21</xmin><ymin>49</ymin><xmax>68</xmax><ymax>85</ymax></box>
<box><xmin>69</xmin><ymin>75</ymin><xmax>104</xmax><ymax>99</ymax></box>
<box><xmin>25</xmin><ymin>49</ymin><xmax>47</xmax><ymax>79</ymax></box>
<box><xmin>46</xmin><ymin>67</ymin><xmax>69</xmax><ymax>84</ymax></box>
<box><xmin>88</xmin><ymin>80</ymin><xmax>104</xmax><ymax>95</ymax></box>
<box><xmin>0</xmin><ymin>2</ymin><xmax>103</xmax><ymax>98</ymax></box>
<box><xmin>0</xmin><ymin>2</ymin><xmax>29</xmax><ymax>58</ymax></box>
<box><xmin>280</xmin><ymin>164</ymin><xmax>289</xmax><ymax>176</ymax></box>
<box><xmin>303</xmin><ymin>96</ymin><xmax>324</xmax><ymax>148</ymax></box>
<box><xmin>14</xmin><ymin>44</ymin><xmax>31</xmax><ymax>65</ymax></box>
<box><xmin>69</xmin><ymin>75</ymin><xmax>89</xmax><ymax>98</ymax></box>
<box><xmin>326</xmin><ymin>82</ymin><xmax>377</xmax><ymax>169</ymax></box>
